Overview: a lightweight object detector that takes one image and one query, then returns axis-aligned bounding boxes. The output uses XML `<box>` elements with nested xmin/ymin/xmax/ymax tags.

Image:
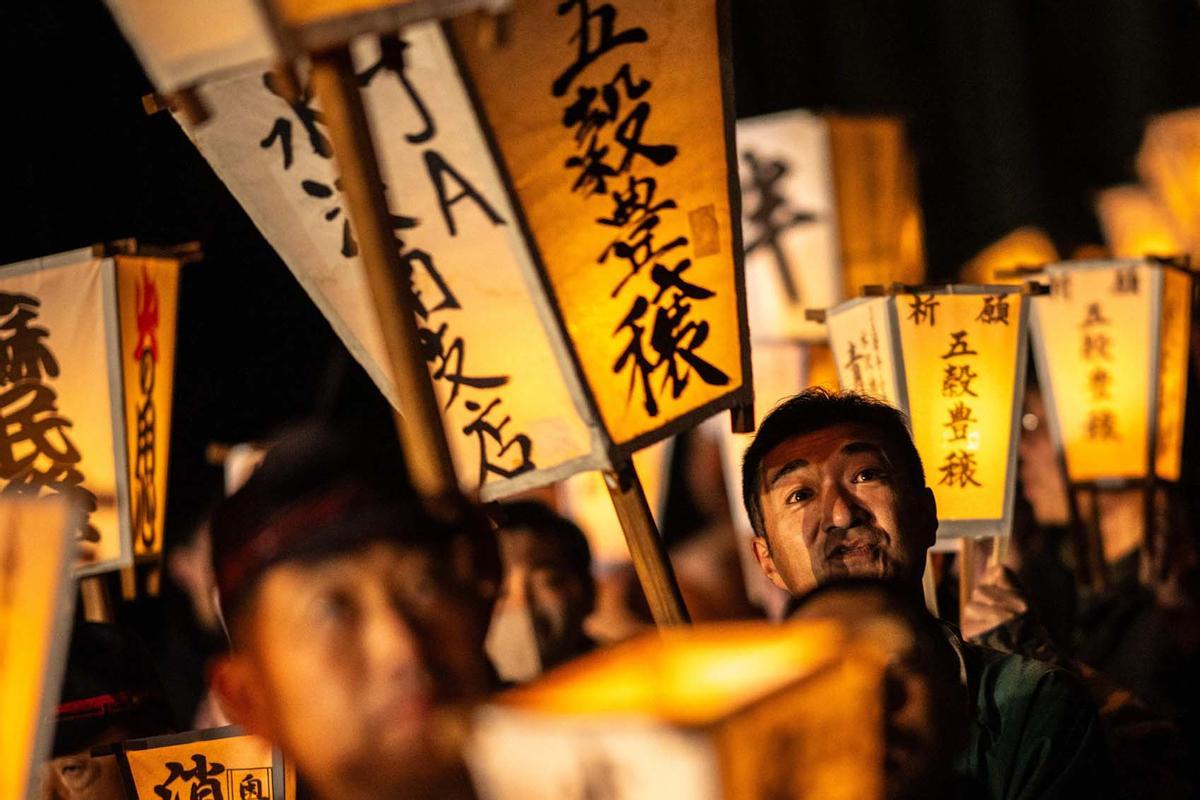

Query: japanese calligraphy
<box><xmin>935</xmin><ymin>310</ymin><xmax>985</xmax><ymax>489</ymax></box>
<box><xmin>938</xmin><ymin>449</ymin><xmax>981</xmax><ymax>488</ymax></box>
<box><xmin>976</xmin><ymin>295</ymin><xmax>1010</xmax><ymax>325</ymax></box>
<box><xmin>907</xmin><ymin>294</ymin><xmax>939</xmax><ymax>326</ymax></box>
<box><xmin>1080</xmin><ymin>296</ymin><xmax>1118</xmax><ymax>441</ymax></box>
<box><xmin>555</xmin><ymin>0</ymin><xmax>728</xmax><ymax>416</ymax></box>
<box><xmin>740</xmin><ymin>150</ymin><xmax>816</xmax><ymax>303</ymax></box>
<box><xmin>132</xmin><ymin>267</ymin><xmax>158</xmax><ymax>551</ymax></box>
<box><xmin>0</xmin><ymin>293</ymin><xmax>98</xmax><ymax>543</ymax></box>
<box><xmin>153</xmin><ymin>754</ymin><xmax>225</xmax><ymax>800</ymax></box>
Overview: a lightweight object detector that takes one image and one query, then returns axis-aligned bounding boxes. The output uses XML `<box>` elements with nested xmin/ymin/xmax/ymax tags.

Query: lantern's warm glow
<box><xmin>1030</xmin><ymin>260</ymin><xmax>1192</xmax><ymax>484</ymax></box>
<box><xmin>123</xmin><ymin>730</ymin><xmax>281</xmax><ymax>800</ymax></box>
<box><xmin>827</xmin><ymin>115</ymin><xmax>926</xmax><ymax>294</ymax></box>
<box><xmin>273</xmin><ymin>0</ymin><xmax>413</xmax><ymax>25</ymax></box>
<box><xmin>827</xmin><ymin>288</ymin><xmax>1029</xmax><ymax>539</ymax></box>
<box><xmin>117</xmin><ymin>257</ymin><xmax>181</xmax><ymax>561</ymax></box>
<box><xmin>1138</xmin><ymin>109</ymin><xmax>1200</xmax><ymax>258</ymax></box>
<box><xmin>469</xmin><ymin>621</ymin><xmax>894</xmax><ymax>800</ymax></box>
<box><xmin>1095</xmin><ymin>185</ymin><xmax>1187</xmax><ymax>260</ymax></box>
<box><xmin>0</xmin><ymin>498</ymin><xmax>75</xmax><ymax>800</ymax></box>
<box><xmin>960</xmin><ymin>227</ymin><xmax>1058</xmax><ymax>284</ymax></box>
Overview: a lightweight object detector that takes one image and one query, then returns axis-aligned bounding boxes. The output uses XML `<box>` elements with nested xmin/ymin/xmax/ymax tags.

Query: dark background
<box><xmin>1</xmin><ymin>2</ymin><xmax>1198</xmax><ymax>715</ymax></box>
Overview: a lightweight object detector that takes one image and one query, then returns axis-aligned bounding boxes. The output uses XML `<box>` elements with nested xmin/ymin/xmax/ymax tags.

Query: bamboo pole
<box><xmin>308</xmin><ymin>46</ymin><xmax>459</xmax><ymax>503</ymax></box>
<box><xmin>603</xmin><ymin>461</ymin><xmax>690</xmax><ymax>627</ymax></box>
<box><xmin>79</xmin><ymin>576</ymin><xmax>113</xmax><ymax>622</ymax></box>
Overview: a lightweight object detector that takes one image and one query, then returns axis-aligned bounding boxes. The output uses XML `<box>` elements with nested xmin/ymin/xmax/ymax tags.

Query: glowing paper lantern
<box><xmin>1095</xmin><ymin>185</ymin><xmax>1188</xmax><ymax>260</ymax></box>
<box><xmin>119</xmin><ymin>726</ymin><xmax>292</xmax><ymax>799</ymax></box>
<box><xmin>960</xmin><ymin>226</ymin><xmax>1059</xmax><ymax>285</ymax></box>
<box><xmin>736</xmin><ymin>110</ymin><xmax>842</xmax><ymax>341</ymax></box>
<box><xmin>467</xmin><ymin>621</ymin><xmax>893</xmax><ymax>800</ymax></box>
<box><xmin>826</xmin><ymin>115</ymin><xmax>926</xmax><ymax>293</ymax></box>
<box><xmin>825</xmin><ymin>285</ymin><xmax>1033</xmax><ymax>540</ymax></box>
<box><xmin>161</xmin><ymin>4</ymin><xmax>750</xmax><ymax>503</ymax></box>
<box><xmin>0</xmin><ymin>497</ymin><xmax>77</xmax><ymax>800</ymax></box>
<box><xmin>0</xmin><ymin>248</ymin><xmax>183</xmax><ymax>575</ymax></box>
<box><xmin>1028</xmin><ymin>259</ymin><xmax>1193</xmax><ymax>484</ymax></box>
<box><xmin>1138</xmin><ymin>109</ymin><xmax>1200</xmax><ymax>258</ymax></box>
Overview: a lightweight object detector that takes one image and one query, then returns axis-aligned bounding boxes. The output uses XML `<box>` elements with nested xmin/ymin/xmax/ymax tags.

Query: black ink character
<box><xmin>907</xmin><ymin>294</ymin><xmax>940</xmax><ymax>327</ymax></box>
<box><xmin>551</xmin><ymin>0</ymin><xmax>648</xmax><ymax>98</ymax></box>
<box><xmin>740</xmin><ymin>150</ymin><xmax>816</xmax><ymax>304</ymax></box>
<box><xmin>153</xmin><ymin>754</ymin><xmax>225</xmax><ymax>800</ymax></box>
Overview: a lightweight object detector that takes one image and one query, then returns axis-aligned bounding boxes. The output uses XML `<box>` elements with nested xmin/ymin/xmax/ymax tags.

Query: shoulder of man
<box><xmin>959</xmin><ymin>641</ymin><xmax>1116</xmax><ymax>800</ymax></box>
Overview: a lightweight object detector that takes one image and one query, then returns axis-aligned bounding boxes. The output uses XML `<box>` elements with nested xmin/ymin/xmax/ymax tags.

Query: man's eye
<box><xmin>853</xmin><ymin>467</ymin><xmax>887</xmax><ymax>483</ymax></box>
<box><xmin>314</xmin><ymin>591</ymin><xmax>355</xmax><ymax>624</ymax></box>
<box><xmin>785</xmin><ymin>488</ymin><xmax>813</xmax><ymax>504</ymax></box>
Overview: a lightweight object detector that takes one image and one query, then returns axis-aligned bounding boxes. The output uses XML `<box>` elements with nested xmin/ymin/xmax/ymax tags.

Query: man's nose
<box><xmin>362</xmin><ymin>598</ymin><xmax>424</xmax><ymax>677</ymax></box>
<box><xmin>821</xmin><ymin>481</ymin><xmax>866</xmax><ymax>532</ymax></box>
<box><xmin>494</xmin><ymin>568</ymin><xmax>530</xmax><ymax>613</ymax></box>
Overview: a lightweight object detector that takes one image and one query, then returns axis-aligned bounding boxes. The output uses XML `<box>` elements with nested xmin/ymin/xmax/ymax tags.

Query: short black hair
<box><xmin>740</xmin><ymin>388</ymin><xmax>926</xmax><ymax>538</ymax></box>
<box><xmin>497</xmin><ymin>500</ymin><xmax>592</xmax><ymax>580</ymax></box>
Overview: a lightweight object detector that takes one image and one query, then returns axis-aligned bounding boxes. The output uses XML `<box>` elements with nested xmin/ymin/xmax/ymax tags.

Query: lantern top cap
<box><xmin>1000</xmin><ymin>255</ymin><xmax>1195</xmax><ymax>280</ymax></box>
<box><xmin>860</xmin><ymin>282</ymin><xmax>1046</xmax><ymax>297</ymax></box>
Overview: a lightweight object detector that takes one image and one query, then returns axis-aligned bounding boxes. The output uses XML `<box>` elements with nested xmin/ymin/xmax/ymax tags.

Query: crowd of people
<box><xmin>39</xmin><ymin>387</ymin><xmax>1200</xmax><ymax>799</ymax></box>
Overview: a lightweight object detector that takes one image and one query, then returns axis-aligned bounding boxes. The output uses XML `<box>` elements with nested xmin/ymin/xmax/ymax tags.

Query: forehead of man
<box><xmin>760</xmin><ymin>423</ymin><xmax>896</xmax><ymax>488</ymax></box>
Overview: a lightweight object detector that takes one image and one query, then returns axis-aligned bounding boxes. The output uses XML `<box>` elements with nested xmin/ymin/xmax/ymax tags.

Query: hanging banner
<box><xmin>178</xmin><ymin>25</ymin><xmax>601</xmax><ymax>501</ymax></box>
<box><xmin>735</xmin><ymin>110</ymin><xmax>841</xmax><ymax>341</ymax></box>
<box><xmin>0</xmin><ymin>497</ymin><xmax>78</xmax><ymax>800</ymax></box>
<box><xmin>119</xmin><ymin>726</ymin><xmax>290</xmax><ymax>800</ymax></box>
<box><xmin>826</xmin><ymin>287</ymin><xmax>1030</xmax><ymax>540</ymax></box>
<box><xmin>117</xmin><ymin>257</ymin><xmax>182</xmax><ymax>562</ymax></box>
<box><xmin>448</xmin><ymin>0</ymin><xmax>753</xmax><ymax>452</ymax></box>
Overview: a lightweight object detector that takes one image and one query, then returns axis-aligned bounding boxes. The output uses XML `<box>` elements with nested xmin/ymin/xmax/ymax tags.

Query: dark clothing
<box><xmin>950</xmin><ymin>635</ymin><xmax>1115</xmax><ymax>799</ymax></box>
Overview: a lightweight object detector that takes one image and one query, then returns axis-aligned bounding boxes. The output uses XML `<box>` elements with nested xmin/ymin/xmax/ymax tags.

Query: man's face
<box><xmin>40</xmin><ymin>749</ymin><xmax>123</xmax><ymax>800</ymax></box>
<box><xmin>753</xmin><ymin>423</ymin><xmax>936</xmax><ymax>594</ymax></box>
<box><xmin>214</xmin><ymin>541</ymin><xmax>491</xmax><ymax>798</ymax></box>
<box><xmin>489</xmin><ymin>529</ymin><xmax>592</xmax><ymax>674</ymax></box>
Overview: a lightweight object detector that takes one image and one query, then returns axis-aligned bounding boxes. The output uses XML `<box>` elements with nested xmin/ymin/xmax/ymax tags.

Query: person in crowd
<box><xmin>486</xmin><ymin>501</ymin><xmax>596</xmax><ymax>682</ymax></box>
<box><xmin>40</xmin><ymin>622</ymin><xmax>176</xmax><ymax>800</ymax></box>
<box><xmin>741</xmin><ymin>387</ymin><xmax>1114</xmax><ymax>798</ymax></box>
<box><xmin>207</xmin><ymin>427</ymin><xmax>497</xmax><ymax>800</ymax></box>
<box><xmin>791</xmin><ymin>578</ymin><xmax>968</xmax><ymax>800</ymax></box>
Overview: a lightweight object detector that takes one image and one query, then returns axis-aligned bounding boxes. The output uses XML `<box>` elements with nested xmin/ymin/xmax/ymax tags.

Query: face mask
<box><xmin>484</xmin><ymin>605</ymin><xmax>543</xmax><ymax>683</ymax></box>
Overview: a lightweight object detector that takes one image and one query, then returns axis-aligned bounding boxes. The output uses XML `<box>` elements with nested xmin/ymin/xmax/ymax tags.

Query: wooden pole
<box><xmin>922</xmin><ymin>551</ymin><xmax>939</xmax><ymax>617</ymax></box>
<box><xmin>1086</xmin><ymin>487</ymin><xmax>1110</xmax><ymax>592</ymax></box>
<box><xmin>957</xmin><ymin>537</ymin><xmax>976</xmax><ymax>629</ymax></box>
<box><xmin>308</xmin><ymin>46</ymin><xmax>459</xmax><ymax>503</ymax></box>
<box><xmin>79</xmin><ymin>576</ymin><xmax>113</xmax><ymax>622</ymax></box>
<box><xmin>603</xmin><ymin>460</ymin><xmax>690</xmax><ymax>627</ymax></box>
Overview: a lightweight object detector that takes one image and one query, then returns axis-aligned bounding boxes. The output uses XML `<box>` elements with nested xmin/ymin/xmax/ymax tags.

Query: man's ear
<box><xmin>917</xmin><ymin>486</ymin><xmax>938</xmax><ymax>551</ymax></box>
<box><xmin>209</xmin><ymin>654</ymin><xmax>275</xmax><ymax>741</ymax></box>
<box><xmin>752</xmin><ymin>535</ymin><xmax>789</xmax><ymax>591</ymax></box>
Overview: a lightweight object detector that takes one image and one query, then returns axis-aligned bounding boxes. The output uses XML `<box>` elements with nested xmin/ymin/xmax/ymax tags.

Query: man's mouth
<box><xmin>830</xmin><ymin>540</ymin><xmax>880</xmax><ymax>560</ymax></box>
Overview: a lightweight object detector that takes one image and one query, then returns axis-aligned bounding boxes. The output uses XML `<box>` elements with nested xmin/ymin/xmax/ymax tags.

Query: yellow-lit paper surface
<box><xmin>826</xmin><ymin>296</ymin><xmax>901</xmax><ymax>406</ymax></box>
<box><xmin>1155</xmin><ymin>267</ymin><xmax>1192</xmax><ymax>482</ymax></box>
<box><xmin>960</xmin><ymin>227</ymin><xmax>1058</xmax><ymax>285</ymax></box>
<box><xmin>1032</xmin><ymin>263</ymin><xmax>1155</xmax><ymax>482</ymax></box>
<box><xmin>180</xmin><ymin>24</ymin><xmax>599</xmax><ymax>500</ymax></box>
<box><xmin>450</xmin><ymin>0</ymin><xmax>748</xmax><ymax>448</ymax></box>
<box><xmin>1138</xmin><ymin>109</ymin><xmax>1200</xmax><ymax>258</ymax></box>
<box><xmin>0</xmin><ymin>497</ymin><xmax>76</xmax><ymax>800</ymax></box>
<box><xmin>123</xmin><ymin>728</ymin><xmax>281</xmax><ymax>800</ymax></box>
<box><xmin>0</xmin><ymin>251</ymin><xmax>130</xmax><ymax>575</ymax></box>
<box><xmin>117</xmin><ymin>257</ymin><xmax>181</xmax><ymax>561</ymax></box>
<box><xmin>1096</xmin><ymin>185</ymin><xmax>1187</xmax><ymax>260</ymax></box>
<box><xmin>897</xmin><ymin>291</ymin><xmax>1024</xmax><ymax>524</ymax></box>
<box><xmin>736</xmin><ymin>111</ymin><xmax>841</xmax><ymax>341</ymax></box>
<box><xmin>827</xmin><ymin>115</ymin><xmax>926</xmax><ymax>294</ymax></box>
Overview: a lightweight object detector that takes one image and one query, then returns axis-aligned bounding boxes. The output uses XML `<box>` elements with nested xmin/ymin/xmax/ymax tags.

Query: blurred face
<box><xmin>753</xmin><ymin>424</ymin><xmax>936</xmax><ymax>595</ymax></box>
<box><xmin>488</xmin><ymin>529</ymin><xmax>592</xmax><ymax>677</ymax></box>
<box><xmin>214</xmin><ymin>541</ymin><xmax>492</xmax><ymax>800</ymax></box>
<box><xmin>794</xmin><ymin>589</ymin><xmax>965</xmax><ymax>800</ymax></box>
<box><xmin>1017</xmin><ymin>389</ymin><xmax>1069</xmax><ymax>526</ymax></box>
<box><xmin>40</xmin><ymin>749</ymin><xmax>123</xmax><ymax>800</ymax></box>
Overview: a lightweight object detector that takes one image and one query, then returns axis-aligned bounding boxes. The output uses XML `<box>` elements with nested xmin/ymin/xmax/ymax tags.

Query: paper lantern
<box><xmin>0</xmin><ymin>497</ymin><xmax>77</xmax><ymax>800</ymax></box>
<box><xmin>1095</xmin><ymin>185</ymin><xmax>1188</xmax><ymax>260</ymax></box>
<box><xmin>826</xmin><ymin>115</ymin><xmax>926</xmax><ymax>294</ymax></box>
<box><xmin>1137</xmin><ymin>109</ymin><xmax>1200</xmax><ymax>258</ymax></box>
<box><xmin>118</xmin><ymin>726</ymin><xmax>292</xmax><ymax>799</ymax></box>
<box><xmin>824</xmin><ymin>285</ymin><xmax>1033</xmax><ymax>540</ymax></box>
<box><xmin>1028</xmin><ymin>259</ymin><xmax>1193</xmax><ymax>484</ymax></box>
<box><xmin>467</xmin><ymin>620</ymin><xmax>893</xmax><ymax>800</ymax></box>
<box><xmin>736</xmin><ymin>110</ymin><xmax>842</xmax><ymax>341</ymax></box>
<box><xmin>0</xmin><ymin>247</ymin><xmax>183</xmax><ymax>575</ymax></box>
<box><xmin>154</xmin><ymin>3</ymin><xmax>750</xmax><ymax>504</ymax></box>
<box><xmin>960</xmin><ymin>226</ymin><xmax>1059</xmax><ymax>285</ymax></box>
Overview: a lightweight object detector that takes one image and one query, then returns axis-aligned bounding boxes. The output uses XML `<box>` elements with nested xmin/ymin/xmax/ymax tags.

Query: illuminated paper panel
<box><xmin>0</xmin><ymin>498</ymin><xmax>77</xmax><ymax>800</ymax></box>
<box><xmin>1031</xmin><ymin>262</ymin><xmax>1155</xmax><ymax>483</ymax></box>
<box><xmin>826</xmin><ymin>115</ymin><xmax>926</xmax><ymax>293</ymax></box>
<box><xmin>736</xmin><ymin>111</ymin><xmax>841</xmax><ymax>341</ymax></box>
<box><xmin>180</xmin><ymin>24</ymin><xmax>600</xmax><ymax>500</ymax></box>
<box><xmin>449</xmin><ymin>0</ymin><xmax>751</xmax><ymax>450</ymax></box>
<box><xmin>1138</xmin><ymin>109</ymin><xmax>1200</xmax><ymax>256</ymax></box>
<box><xmin>1155</xmin><ymin>267</ymin><xmax>1192</xmax><ymax>482</ymax></box>
<box><xmin>0</xmin><ymin>250</ymin><xmax>132</xmax><ymax>575</ymax></box>
<box><xmin>1095</xmin><ymin>185</ymin><xmax>1187</xmax><ymax>260</ymax></box>
<box><xmin>826</xmin><ymin>296</ymin><xmax>901</xmax><ymax>406</ymax></box>
<box><xmin>116</xmin><ymin>257</ymin><xmax>181</xmax><ymax>561</ymax></box>
<box><xmin>103</xmin><ymin>0</ymin><xmax>277</xmax><ymax>93</ymax></box>
<box><xmin>121</xmin><ymin>727</ymin><xmax>288</xmax><ymax>800</ymax></box>
<box><xmin>896</xmin><ymin>292</ymin><xmax>1026</xmax><ymax>529</ymax></box>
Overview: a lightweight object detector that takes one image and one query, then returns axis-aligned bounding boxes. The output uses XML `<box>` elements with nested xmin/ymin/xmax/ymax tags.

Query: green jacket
<box><xmin>953</xmin><ymin>639</ymin><xmax>1115</xmax><ymax>799</ymax></box>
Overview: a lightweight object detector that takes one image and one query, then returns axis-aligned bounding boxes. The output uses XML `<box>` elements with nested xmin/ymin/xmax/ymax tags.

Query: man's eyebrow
<box><xmin>842</xmin><ymin>441</ymin><xmax>886</xmax><ymax>457</ymax></box>
<box><xmin>766</xmin><ymin>458</ymin><xmax>809</xmax><ymax>489</ymax></box>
